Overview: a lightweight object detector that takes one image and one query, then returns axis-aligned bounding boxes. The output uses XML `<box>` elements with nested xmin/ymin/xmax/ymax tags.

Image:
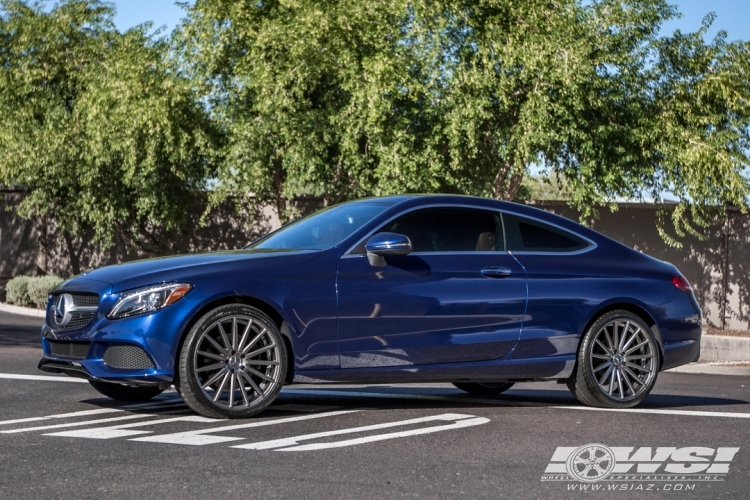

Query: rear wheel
<box><xmin>567</xmin><ymin>310</ymin><xmax>659</xmax><ymax>408</ymax></box>
<box><xmin>452</xmin><ymin>382</ymin><xmax>514</xmax><ymax>395</ymax></box>
<box><xmin>89</xmin><ymin>381</ymin><xmax>164</xmax><ymax>402</ymax></box>
<box><xmin>178</xmin><ymin>304</ymin><xmax>287</xmax><ymax>419</ymax></box>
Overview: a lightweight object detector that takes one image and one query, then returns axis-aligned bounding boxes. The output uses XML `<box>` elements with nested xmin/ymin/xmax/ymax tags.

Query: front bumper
<box><xmin>39</xmin><ymin>296</ymin><xmax>199</xmax><ymax>385</ymax></box>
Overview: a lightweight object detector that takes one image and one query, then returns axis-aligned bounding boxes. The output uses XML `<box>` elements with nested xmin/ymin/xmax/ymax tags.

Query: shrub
<box><xmin>6</xmin><ymin>276</ymin><xmax>31</xmax><ymax>306</ymax></box>
<box><xmin>27</xmin><ymin>276</ymin><xmax>64</xmax><ymax>309</ymax></box>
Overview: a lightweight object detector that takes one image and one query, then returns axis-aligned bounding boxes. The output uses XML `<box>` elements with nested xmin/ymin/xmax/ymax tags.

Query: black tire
<box><xmin>452</xmin><ymin>382</ymin><xmax>515</xmax><ymax>395</ymax></box>
<box><xmin>178</xmin><ymin>304</ymin><xmax>287</xmax><ymax>419</ymax></box>
<box><xmin>89</xmin><ymin>381</ymin><xmax>164</xmax><ymax>402</ymax></box>
<box><xmin>567</xmin><ymin>310</ymin><xmax>660</xmax><ymax>409</ymax></box>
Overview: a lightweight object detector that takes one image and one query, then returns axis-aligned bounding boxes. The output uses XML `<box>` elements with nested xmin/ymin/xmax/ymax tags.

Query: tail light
<box><xmin>672</xmin><ymin>275</ymin><xmax>693</xmax><ymax>293</ymax></box>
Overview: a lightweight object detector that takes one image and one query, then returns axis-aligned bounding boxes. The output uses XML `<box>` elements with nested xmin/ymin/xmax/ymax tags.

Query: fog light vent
<box><xmin>103</xmin><ymin>345</ymin><xmax>154</xmax><ymax>369</ymax></box>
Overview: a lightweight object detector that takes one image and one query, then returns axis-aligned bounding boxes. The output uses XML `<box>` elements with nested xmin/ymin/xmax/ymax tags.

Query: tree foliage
<box><xmin>179</xmin><ymin>0</ymin><xmax>750</xmax><ymax>239</ymax></box>
<box><xmin>0</xmin><ymin>0</ymin><xmax>220</xmax><ymax>253</ymax></box>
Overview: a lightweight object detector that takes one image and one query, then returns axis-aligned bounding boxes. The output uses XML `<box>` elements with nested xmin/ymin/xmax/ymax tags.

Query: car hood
<box><xmin>57</xmin><ymin>249</ymin><xmax>322</xmax><ymax>294</ymax></box>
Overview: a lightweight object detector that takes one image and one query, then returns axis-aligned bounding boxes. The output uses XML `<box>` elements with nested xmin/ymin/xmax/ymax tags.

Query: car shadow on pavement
<box><xmin>77</xmin><ymin>386</ymin><xmax>749</xmax><ymax>415</ymax></box>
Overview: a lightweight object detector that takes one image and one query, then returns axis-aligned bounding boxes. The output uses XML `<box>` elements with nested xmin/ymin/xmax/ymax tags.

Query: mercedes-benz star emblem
<box><xmin>53</xmin><ymin>293</ymin><xmax>75</xmax><ymax>328</ymax></box>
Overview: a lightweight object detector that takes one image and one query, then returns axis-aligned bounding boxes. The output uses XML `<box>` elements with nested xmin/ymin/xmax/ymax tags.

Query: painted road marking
<box><xmin>283</xmin><ymin>389</ymin><xmax>750</xmax><ymax>420</ymax></box>
<box><xmin>0</xmin><ymin>373</ymin><xmax>88</xmax><ymax>383</ymax></box>
<box><xmin>0</xmin><ymin>414</ymin><xmax>159</xmax><ymax>434</ymax></box>
<box><xmin>552</xmin><ymin>405</ymin><xmax>750</xmax><ymax>419</ymax></box>
<box><xmin>235</xmin><ymin>413</ymin><xmax>489</xmax><ymax>451</ymax></box>
<box><xmin>271</xmin><ymin>404</ymin><xmax>340</xmax><ymax>413</ymax></box>
<box><xmin>45</xmin><ymin>415</ymin><xmax>219</xmax><ymax>439</ymax></box>
<box><xmin>0</xmin><ymin>408</ymin><xmax>124</xmax><ymax>426</ymax></box>
<box><xmin>131</xmin><ymin>410</ymin><xmax>361</xmax><ymax>446</ymax></box>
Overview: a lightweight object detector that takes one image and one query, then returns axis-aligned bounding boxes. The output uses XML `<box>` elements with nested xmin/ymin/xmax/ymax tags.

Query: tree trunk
<box><xmin>493</xmin><ymin>160</ymin><xmax>524</xmax><ymax>200</ymax></box>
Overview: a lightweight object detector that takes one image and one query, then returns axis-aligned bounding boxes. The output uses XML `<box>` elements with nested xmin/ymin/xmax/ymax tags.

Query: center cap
<box><xmin>228</xmin><ymin>355</ymin><xmax>242</xmax><ymax>370</ymax></box>
<box><xmin>612</xmin><ymin>353</ymin><xmax>624</xmax><ymax>366</ymax></box>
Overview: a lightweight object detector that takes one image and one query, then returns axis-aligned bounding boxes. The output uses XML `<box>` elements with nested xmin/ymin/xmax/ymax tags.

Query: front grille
<box><xmin>48</xmin><ymin>292</ymin><xmax>100</xmax><ymax>331</ymax></box>
<box><xmin>103</xmin><ymin>345</ymin><xmax>155</xmax><ymax>369</ymax></box>
<box><xmin>49</xmin><ymin>340</ymin><xmax>91</xmax><ymax>359</ymax></box>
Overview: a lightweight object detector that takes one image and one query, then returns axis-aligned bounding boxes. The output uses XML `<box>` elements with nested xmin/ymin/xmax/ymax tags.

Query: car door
<box><xmin>336</xmin><ymin>206</ymin><xmax>528</xmax><ymax>368</ymax></box>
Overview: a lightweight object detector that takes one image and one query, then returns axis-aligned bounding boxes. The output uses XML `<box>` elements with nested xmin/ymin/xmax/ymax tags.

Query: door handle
<box><xmin>481</xmin><ymin>266</ymin><xmax>512</xmax><ymax>278</ymax></box>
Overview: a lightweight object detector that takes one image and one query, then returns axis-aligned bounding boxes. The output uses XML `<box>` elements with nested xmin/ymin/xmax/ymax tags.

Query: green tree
<box><xmin>0</xmin><ymin>0</ymin><xmax>221</xmax><ymax>254</ymax></box>
<box><xmin>180</xmin><ymin>0</ymin><xmax>750</xmax><ymax>239</ymax></box>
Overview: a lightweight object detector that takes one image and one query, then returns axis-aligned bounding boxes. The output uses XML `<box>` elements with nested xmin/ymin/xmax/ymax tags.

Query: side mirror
<box><xmin>364</xmin><ymin>232</ymin><xmax>412</xmax><ymax>267</ymax></box>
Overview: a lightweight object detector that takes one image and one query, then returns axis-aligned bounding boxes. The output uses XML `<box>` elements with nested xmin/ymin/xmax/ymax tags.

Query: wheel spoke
<box><xmin>625</xmin><ymin>354</ymin><xmax>653</xmax><ymax>361</ymax></box>
<box><xmin>603</xmin><ymin>328</ymin><xmax>615</xmax><ymax>351</ymax></box>
<box><xmin>231</xmin><ymin>317</ymin><xmax>238</xmax><ymax>351</ymax></box>
<box><xmin>245</xmin><ymin>359</ymin><xmax>280</xmax><ymax>366</ymax></box>
<box><xmin>217</xmin><ymin>322</ymin><xmax>232</xmax><ymax>353</ymax></box>
<box><xmin>622</xmin><ymin>366</ymin><xmax>643</xmax><ymax>387</ymax></box>
<box><xmin>625</xmin><ymin>361</ymin><xmax>651</xmax><ymax>372</ymax></box>
<box><xmin>201</xmin><ymin>369</ymin><xmax>226</xmax><ymax>390</ymax></box>
<box><xmin>204</xmin><ymin>335</ymin><xmax>229</xmax><ymax>356</ymax></box>
<box><xmin>241</xmin><ymin>370</ymin><xmax>264</xmax><ymax>397</ymax></box>
<box><xmin>244</xmin><ymin>343</ymin><xmax>276</xmax><ymax>359</ymax></box>
<box><xmin>228</xmin><ymin>372</ymin><xmax>235</xmax><ymax>408</ymax></box>
<box><xmin>592</xmin><ymin>353</ymin><xmax>611</xmax><ymax>360</ymax></box>
<box><xmin>612</xmin><ymin>323</ymin><xmax>620</xmax><ymax>353</ymax></box>
<box><xmin>237</xmin><ymin>319</ymin><xmax>253</xmax><ymax>353</ymax></box>
<box><xmin>621</xmin><ymin>328</ymin><xmax>641</xmax><ymax>352</ymax></box>
<box><xmin>197</xmin><ymin>350</ymin><xmax>225</xmax><ymax>362</ymax></box>
<box><xmin>598</xmin><ymin>365</ymin><xmax>614</xmax><ymax>386</ymax></box>
<box><xmin>593</xmin><ymin>361</ymin><xmax>612</xmax><ymax>373</ymax></box>
<box><xmin>212</xmin><ymin>372</ymin><xmax>230</xmax><ymax>401</ymax></box>
<box><xmin>240</xmin><ymin>329</ymin><xmax>267</xmax><ymax>355</ymax></box>
<box><xmin>196</xmin><ymin>362</ymin><xmax>225</xmax><ymax>373</ymax></box>
<box><xmin>621</xmin><ymin>367</ymin><xmax>636</xmax><ymax>396</ymax></box>
<box><xmin>245</xmin><ymin>366</ymin><xmax>274</xmax><ymax>382</ymax></box>
<box><xmin>616</xmin><ymin>370</ymin><xmax>625</xmax><ymax>399</ymax></box>
<box><xmin>608</xmin><ymin>368</ymin><xmax>617</xmax><ymax>396</ymax></box>
<box><xmin>236</xmin><ymin>373</ymin><xmax>250</xmax><ymax>405</ymax></box>
<box><xmin>624</xmin><ymin>339</ymin><xmax>649</xmax><ymax>355</ymax></box>
<box><xmin>618</xmin><ymin>321</ymin><xmax>630</xmax><ymax>351</ymax></box>
<box><xmin>594</xmin><ymin>339</ymin><xmax>613</xmax><ymax>356</ymax></box>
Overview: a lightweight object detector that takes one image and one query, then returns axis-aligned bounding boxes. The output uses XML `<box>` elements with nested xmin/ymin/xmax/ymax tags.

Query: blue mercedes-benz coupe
<box><xmin>38</xmin><ymin>195</ymin><xmax>701</xmax><ymax>418</ymax></box>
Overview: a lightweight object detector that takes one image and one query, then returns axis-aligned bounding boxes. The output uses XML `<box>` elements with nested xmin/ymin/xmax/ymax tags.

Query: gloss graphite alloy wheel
<box><xmin>567</xmin><ymin>310</ymin><xmax>659</xmax><ymax>408</ymax></box>
<box><xmin>178</xmin><ymin>304</ymin><xmax>287</xmax><ymax>418</ymax></box>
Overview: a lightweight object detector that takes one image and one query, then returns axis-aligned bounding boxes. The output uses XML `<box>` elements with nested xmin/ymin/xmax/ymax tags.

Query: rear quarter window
<box><xmin>502</xmin><ymin>213</ymin><xmax>590</xmax><ymax>253</ymax></box>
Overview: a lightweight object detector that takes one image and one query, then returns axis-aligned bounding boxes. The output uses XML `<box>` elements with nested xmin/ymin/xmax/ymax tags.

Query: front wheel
<box><xmin>452</xmin><ymin>382</ymin><xmax>515</xmax><ymax>395</ymax></box>
<box><xmin>178</xmin><ymin>304</ymin><xmax>287</xmax><ymax>419</ymax></box>
<box><xmin>89</xmin><ymin>381</ymin><xmax>164</xmax><ymax>402</ymax></box>
<box><xmin>567</xmin><ymin>310</ymin><xmax>660</xmax><ymax>408</ymax></box>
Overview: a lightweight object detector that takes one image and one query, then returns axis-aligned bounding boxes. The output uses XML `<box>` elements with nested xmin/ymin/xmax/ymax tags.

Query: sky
<box><xmin>110</xmin><ymin>0</ymin><xmax>750</xmax><ymax>41</ymax></box>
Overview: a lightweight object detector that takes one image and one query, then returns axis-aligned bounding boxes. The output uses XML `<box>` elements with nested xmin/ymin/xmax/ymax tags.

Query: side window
<box><xmin>502</xmin><ymin>213</ymin><xmax>589</xmax><ymax>252</ymax></box>
<box><xmin>356</xmin><ymin>207</ymin><xmax>504</xmax><ymax>253</ymax></box>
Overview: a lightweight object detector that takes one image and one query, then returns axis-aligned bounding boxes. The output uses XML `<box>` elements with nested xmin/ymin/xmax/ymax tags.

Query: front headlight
<box><xmin>108</xmin><ymin>282</ymin><xmax>193</xmax><ymax>319</ymax></box>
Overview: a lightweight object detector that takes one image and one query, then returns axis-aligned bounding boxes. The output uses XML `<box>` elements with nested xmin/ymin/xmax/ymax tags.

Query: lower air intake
<box><xmin>103</xmin><ymin>345</ymin><xmax>155</xmax><ymax>369</ymax></box>
<box><xmin>49</xmin><ymin>341</ymin><xmax>91</xmax><ymax>359</ymax></box>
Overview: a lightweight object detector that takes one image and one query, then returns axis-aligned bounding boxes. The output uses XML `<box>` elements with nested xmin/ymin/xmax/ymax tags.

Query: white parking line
<box><xmin>283</xmin><ymin>389</ymin><xmax>750</xmax><ymax>420</ymax></box>
<box><xmin>45</xmin><ymin>415</ymin><xmax>219</xmax><ymax>439</ymax></box>
<box><xmin>0</xmin><ymin>414</ymin><xmax>159</xmax><ymax>434</ymax></box>
<box><xmin>235</xmin><ymin>413</ymin><xmax>488</xmax><ymax>451</ymax></box>
<box><xmin>131</xmin><ymin>410</ymin><xmax>361</xmax><ymax>446</ymax></box>
<box><xmin>552</xmin><ymin>406</ymin><xmax>750</xmax><ymax>419</ymax></box>
<box><xmin>0</xmin><ymin>408</ymin><xmax>123</xmax><ymax>426</ymax></box>
<box><xmin>0</xmin><ymin>373</ymin><xmax>88</xmax><ymax>383</ymax></box>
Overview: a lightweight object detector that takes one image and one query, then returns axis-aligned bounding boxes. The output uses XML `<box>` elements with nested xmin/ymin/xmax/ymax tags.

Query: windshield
<box><xmin>250</xmin><ymin>202</ymin><xmax>391</xmax><ymax>250</ymax></box>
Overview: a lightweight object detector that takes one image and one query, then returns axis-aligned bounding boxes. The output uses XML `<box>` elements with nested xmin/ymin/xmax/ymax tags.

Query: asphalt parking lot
<box><xmin>0</xmin><ymin>310</ymin><xmax>748</xmax><ymax>499</ymax></box>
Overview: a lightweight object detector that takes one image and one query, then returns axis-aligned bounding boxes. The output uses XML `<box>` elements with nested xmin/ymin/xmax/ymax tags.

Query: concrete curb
<box><xmin>0</xmin><ymin>302</ymin><xmax>46</xmax><ymax>319</ymax></box>
<box><xmin>667</xmin><ymin>363</ymin><xmax>750</xmax><ymax>376</ymax></box>
<box><xmin>699</xmin><ymin>334</ymin><xmax>750</xmax><ymax>363</ymax></box>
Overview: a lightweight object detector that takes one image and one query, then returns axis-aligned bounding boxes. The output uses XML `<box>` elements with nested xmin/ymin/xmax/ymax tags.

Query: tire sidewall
<box><xmin>179</xmin><ymin>304</ymin><xmax>287</xmax><ymax>418</ymax></box>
